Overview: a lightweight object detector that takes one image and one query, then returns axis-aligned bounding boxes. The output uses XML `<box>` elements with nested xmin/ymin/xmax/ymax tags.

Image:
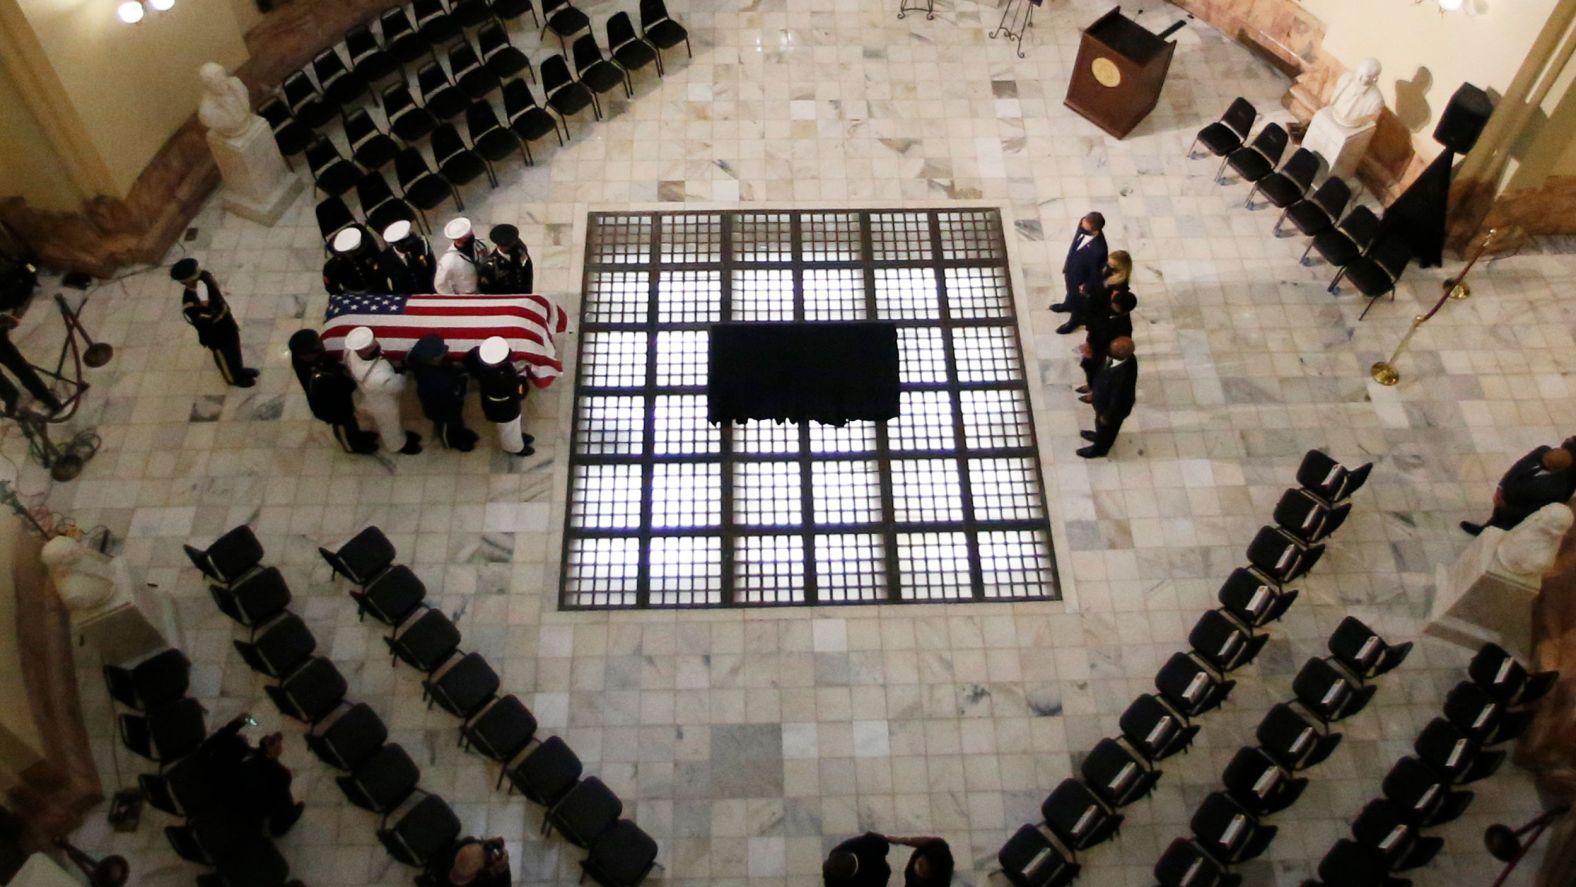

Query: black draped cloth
<box><xmin>1380</xmin><ymin>149</ymin><xmax>1453</xmax><ymax>268</ymax></box>
<box><xmin>707</xmin><ymin>322</ymin><xmax>900</xmax><ymax>426</ymax></box>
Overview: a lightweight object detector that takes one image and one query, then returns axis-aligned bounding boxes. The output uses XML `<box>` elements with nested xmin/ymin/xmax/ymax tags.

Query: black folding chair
<box><xmin>1274</xmin><ymin>487</ymin><xmax>1351</xmax><ymax>544</ymax></box>
<box><xmin>266</xmin><ymin>656</ymin><xmax>348</xmax><ymax>725</ymax></box>
<box><xmin>1256</xmin><ymin>702</ymin><xmax>1341</xmax><ymax>771</ymax></box>
<box><xmin>396</xmin><ymin>146</ymin><xmax>462</xmax><ymax>222</ymax></box>
<box><xmin>1295</xmin><ymin>449</ymin><xmax>1373</xmax><ymax>504</ymax></box>
<box><xmin>315</xmin><ymin>195</ymin><xmax>359</xmax><ymax>245</ymax></box>
<box><xmin>1080</xmin><ymin>737</ymin><xmax>1160</xmax><ymax>808</ymax></box>
<box><xmin>579</xmin><ymin>819</ymin><xmax>661</xmax><ymax>887</ymax></box>
<box><xmin>639</xmin><ymin>0</ymin><xmax>691</xmax><ymax>63</ymax></box>
<box><xmin>607</xmin><ymin>11</ymin><xmax>660</xmax><ymax>83</ymax></box>
<box><xmin>412</xmin><ymin>0</ymin><xmax>461</xmax><ymax>47</ymax></box>
<box><xmin>103</xmin><ymin>648</ymin><xmax>190</xmax><ymax>711</ymax></box>
<box><xmin>490</xmin><ymin>0</ymin><xmax>538</xmax><ymax>27</ymax></box>
<box><xmin>307</xmin><ymin>701</ymin><xmax>389</xmax><ymax>770</ymax></box>
<box><xmin>1318</xmin><ymin>839</ymin><xmax>1410</xmax><ymax>887</ymax></box>
<box><xmin>258</xmin><ymin>99</ymin><xmax>311</xmax><ymax>171</ymax></box>
<box><xmin>1278</xmin><ymin>175</ymin><xmax>1351</xmax><ymax>238</ymax></box>
<box><xmin>383</xmin><ymin>82</ymin><xmax>439</xmax><ymax>142</ymax></box>
<box><xmin>996</xmin><ymin>824</ymin><xmax>1080</xmax><ymax>887</ymax></box>
<box><xmin>477</xmin><ymin>21</ymin><xmax>530</xmax><ymax>81</ymax></box>
<box><xmin>385</xmin><ymin>606</ymin><xmax>462</xmax><ymax>672</ymax></box>
<box><xmin>1247</xmin><ymin>147</ymin><xmax>1319</xmax><ymax>210</ymax></box>
<box><xmin>540</xmin><ymin>0</ymin><xmax>591</xmax><ymax>50</ymax></box>
<box><xmin>504</xmin><ymin>77</ymin><xmax>566</xmax><ymax>152</ymax></box>
<box><xmin>546</xmin><ymin>776</ymin><xmax>623</xmax><ymax>846</ymax></box>
<box><xmin>119</xmin><ymin>697</ymin><xmax>206</xmax><ymax>763</ymax></box>
<box><xmin>1327</xmin><ymin>616</ymin><xmax>1412</xmax><ymax>680</ymax></box>
<box><xmin>1216</xmin><ymin>566</ymin><xmax>1297</xmax><ymax>627</ymax></box>
<box><xmin>209</xmin><ymin>566</ymin><xmax>292</xmax><ymax>627</ymax></box>
<box><xmin>312</xmin><ymin>47</ymin><xmax>367</xmax><ymax>108</ymax></box>
<box><xmin>233</xmin><ymin>611</ymin><xmax>316</xmax><ymax>678</ymax></box>
<box><xmin>1302</xmin><ymin>204</ymin><xmax>1379</xmax><ymax>268</ymax></box>
<box><xmin>1041</xmin><ymin>777</ymin><xmax>1124</xmax><ymax>851</ymax></box>
<box><xmin>282</xmin><ymin>71</ymin><xmax>333</xmax><ymax>129</ymax></box>
<box><xmin>433</xmin><ymin>122</ymin><xmax>496</xmax><ymax>191</ymax></box>
<box><xmin>320</xmin><ymin>526</ymin><xmax>397</xmax><ymax>586</ymax></box>
<box><xmin>1246</xmin><ymin>525</ymin><xmax>1323</xmax><ymax>583</ymax></box>
<box><xmin>1352</xmin><ymin>798</ymin><xmax>1444</xmax><ymax>872</ymax></box>
<box><xmin>377</xmin><ymin>792</ymin><xmax>462</xmax><ymax>868</ymax></box>
<box><xmin>418</xmin><ymin>61</ymin><xmax>470</xmax><ymax>121</ymax></box>
<box><xmin>1344</xmin><ymin>235</ymin><xmax>1413</xmax><ymax>318</ymax></box>
<box><xmin>345</xmin><ymin>24</ymin><xmax>399</xmax><ymax>87</ymax></box>
<box><xmin>1118</xmin><ymin>692</ymin><xmax>1199</xmax><ymax>761</ymax></box>
<box><xmin>352</xmin><ymin>563</ymin><xmax>428</xmax><ymax>624</ymax></box>
<box><xmin>1221</xmin><ymin>746</ymin><xmax>1306</xmax><ymax>816</ymax></box>
<box><xmin>1154</xmin><ymin>837</ymin><xmax>1241</xmax><ymax>887</ymax></box>
<box><xmin>541</xmin><ymin>53</ymin><xmax>597</xmax><ymax>127</ymax></box>
<box><xmin>183</xmin><ymin>524</ymin><xmax>264</xmax><ymax>585</ymax></box>
<box><xmin>140</xmin><ymin>752</ymin><xmax>214</xmax><ymax>816</ymax></box>
<box><xmin>1189</xmin><ymin>97</ymin><xmax>1255</xmax><ymax>160</ymax></box>
<box><xmin>1444</xmin><ymin>680</ymin><xmax>1533</xmax><ymax>745</ymax></box>
<box><xmin>1221</xmin><ymin>122</ymin><xmax>1286</xmax><ymax>185</ymax></box>
<box><xmin>337</xmin><ymin>743</ymin><xmax>421</xmax><ymax>813</ymax></box>
<box><xmin>1414</xmin><ymin>717</ymin><xmax>1505</xmax><ymax>785</ymax></box>
<box><xmin>1469</xmin><ymin>642</ymin><xmax>1559</xmax><ymax>706</ymax></box>
<box><xmin>343</xmin><ymin>108</ymin><xmax>400</xmax><ymax>172</ymax></box>
<box><xmin>1191</xmin><ymin>791</ymin><xmax>1276</xmax><ymax>864</ymax></box>
<box><xmin>507</xmin><ymin>735</ymin><xmax>583</xmax><ymax>803</ymax></box>
<box><xmin>1188</xmin><ymin>608</ymin><xmax>1268</xmax><ymax>673</ymax></box>
<box><xmin>466</xmin><ymin>100</ymin><xmax>529</xmax><ymax>170</ymax></box>
<box><xmin>1293</xmin><ymin>656</ymin><xmax>1376</xmax><ymax>724</ymax></box>
<box><xmin>462</xmin><ymin>694</ymin><xmax>538</xmax><ymax>788</ymax></box>
<box><xmin>304</xmin><ymin>135</ymin><xmax>362</xmax><ymax>198</ymax></box>
<box><xmin>449</xmin><ymin>41</ymin><xmax>501</xmax><ymax>99</ymax></box>
<box><xmin>424</xmin><ymin>651</ymin><xmax>499</xmax><ymax>717</ymax></box>
<box><xmin>357</xmin><ymin>171</ymin><xmax>419</xmax><ymax>234</ymax></box>
<box><xmin>380</xmin><ymin>7</ymin><xmax>435</xmax><ymax>68</ymax></box>
<box><xmin>573</xmin><ymin>33</ymin><xmax>630</xmax><ymax>110</ymax></box>
<box><xmin>1381</xmin><ymin>756</ymin><xmax>1474</xmax><ymax>826</ymax></box>
<box><xmin>450</xmin><ymin>0</ymin><xmax>492</xmax><ymax>30</ymax></box>
<box><xmin>1156</xmin><ymin>651</ymin><xmax>1236</xmax><ymax>717</ymax></box>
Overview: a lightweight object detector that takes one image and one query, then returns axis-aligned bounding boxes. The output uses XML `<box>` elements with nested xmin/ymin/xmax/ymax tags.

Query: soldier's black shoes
<box><xmin>399</xmin><ymin>432</ymin><xmax>423</xmax><ymax>455</ymax></box>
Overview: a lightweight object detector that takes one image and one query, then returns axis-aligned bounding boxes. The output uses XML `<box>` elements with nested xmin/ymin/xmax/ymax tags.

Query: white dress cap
<box><xmin>478</xmin><ymin>335</ymin><xmax>509</xmax><ymax>365</ymax></box>
<box><xmin>443</xmin><ymin>217</ymin><xmax>473</xmax><ymax>240</ymax></box>
<box><xmin>382</xmin><ymin>220</ymin><xmax>412</xmax><ymax>243</ymax></box>
<box><xmin>345</xmin><ymin>326</ymin><xmax>375</xmax><ymax>351</ymax></box>
<box><xmin>332</xmin><ymin>227</ymin><xmax>363</xmax><ymax>254</ymax></box>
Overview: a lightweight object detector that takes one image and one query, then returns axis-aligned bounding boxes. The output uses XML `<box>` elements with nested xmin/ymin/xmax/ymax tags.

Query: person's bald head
<box><xmin>823</xmin><ymin>852</ymin><xmax>858</xmax><ymax>882</ymax></box>
<box><xmin>1109</xmin><ymin>337</ymin><xmax>1135</xmax><ymax>361</ymax></box>
<box><xmin>1543</xmin><ymin>447</ymin><xmax>1573</xmax><ymax>472</ymax></box>
<box><xmin>451</xmin><ymin>843</ymin><xmax>485</xmax><ymax>882</ymax></box>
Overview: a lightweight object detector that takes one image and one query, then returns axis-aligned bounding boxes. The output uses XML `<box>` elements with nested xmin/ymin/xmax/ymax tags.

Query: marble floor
<box><xmin>11</xmin><ymin>0</ymin><xmax>1574</xmax><ymax>883</ymax></box>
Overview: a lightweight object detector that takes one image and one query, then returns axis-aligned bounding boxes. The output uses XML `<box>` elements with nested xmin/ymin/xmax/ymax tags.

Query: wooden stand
<box><xmin>1064</xmin><ymin>7</ymin><xmax>1177</xmax><ymax>139</ymax></box>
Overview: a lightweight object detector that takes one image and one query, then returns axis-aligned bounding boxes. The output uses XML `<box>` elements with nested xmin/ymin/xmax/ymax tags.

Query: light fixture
<box><xmin>1438</xmin><ymin>0</ymin><xmax>1465</xmax><ymax>9</ymax></box>
<box><xmin>116</xmin><ymin>1</ymin><xmax>144</xmax><ymax>23</ymax></box>
<box><xmin>148</xmin><ymin>0</ymin><xmax>174</xmax><ymax>11</ymax></box>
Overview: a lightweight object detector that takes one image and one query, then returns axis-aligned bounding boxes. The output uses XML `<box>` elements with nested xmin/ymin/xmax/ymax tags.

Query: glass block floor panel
<box><xmin>565</xmin><ymin>209</ymin><xmax>1057</xmax><ymax>608</ymax></box>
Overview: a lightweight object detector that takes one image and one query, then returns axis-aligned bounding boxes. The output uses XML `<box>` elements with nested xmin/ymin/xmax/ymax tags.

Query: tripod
<box><xmin>1</xmin><ymin>291</ymin><xmax>111</xmax><ymax>481</ymax></box>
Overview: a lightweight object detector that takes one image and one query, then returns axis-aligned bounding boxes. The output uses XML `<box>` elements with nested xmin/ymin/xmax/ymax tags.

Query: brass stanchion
<box><xmin>1368</xmin><ymin>227</ymin><xmax>1496</xmax><ymax>385</ymax></box>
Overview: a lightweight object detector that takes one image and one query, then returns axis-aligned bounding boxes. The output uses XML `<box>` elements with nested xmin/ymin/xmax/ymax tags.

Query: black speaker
<box><xmin>1433</xmin><ymin>83</ymin><xmax>1493</xmax><ymax>153</ymax></box>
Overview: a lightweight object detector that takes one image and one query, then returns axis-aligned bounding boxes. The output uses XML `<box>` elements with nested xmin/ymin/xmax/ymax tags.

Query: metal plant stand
<box><xmin>897</xmin><ymin>0</ymin><xmax>934</xmax><ymax>20</ymax></box>
<box><xmin>991</xmin><ymin>0</ymin><xmax>1035</xmax><ymax>58</ymax></box>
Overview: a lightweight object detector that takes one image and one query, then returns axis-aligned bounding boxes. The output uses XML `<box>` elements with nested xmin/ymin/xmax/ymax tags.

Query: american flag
<box><xmin>320</xmin><ymin>293</ymin><xmax>570</xmax><ymax>387</ymax></box>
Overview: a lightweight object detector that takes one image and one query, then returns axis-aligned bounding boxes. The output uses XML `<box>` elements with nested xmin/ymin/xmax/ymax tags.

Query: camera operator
<box><xmin>435</xmin><ymin>836</ymin><xmax>510</xmax><ymax>887</ymax></box>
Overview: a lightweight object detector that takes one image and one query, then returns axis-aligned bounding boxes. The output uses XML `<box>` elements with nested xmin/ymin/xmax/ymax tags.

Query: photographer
<box><xmin>437</xmin><ymin>836</ymin><xmax>510</xmax><ymax>887</ymax></box>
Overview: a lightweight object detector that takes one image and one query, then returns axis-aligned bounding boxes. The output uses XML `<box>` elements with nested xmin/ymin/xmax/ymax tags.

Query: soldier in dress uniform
<box><xmin>407</xmin><ymin>335</ymin><xmax>478</xmax><ymax>452</ymax></box>
<box><xmin>343</xmin><ymin>326</ymin><xmax>422</xmax><ymax>455</ymax></box>
<box><xmin>463</xmin><ymin>336</ymin><xmax>534</xmax><ymax>456</ymax></box>
<box><xmin>477</xmin><ymin>223</ymin><xmax>535</xmax><ymax>294</ymax></box>
<box><xmin>380</xmin><ymin>220</ymin><xmax>437</xmax><ymax>294</ymax></box>
<box><xmin>288</xmin><ymin>329</ymin><xmax>378</xmax><ymax>455</ymax></box>
<box><xmin>172</xmin><ymin>257</ymin><xmax>256</xmax><ymax>388</ymax></box>
<box><xmin>433</xmin><ymin>217</ymin><xmax>487</xmax><ymax>295</ymax></box>
<box><xmin>322</xmin><ymin>227</ymin><xmax>391</xmax><ymax>296</ymax></box>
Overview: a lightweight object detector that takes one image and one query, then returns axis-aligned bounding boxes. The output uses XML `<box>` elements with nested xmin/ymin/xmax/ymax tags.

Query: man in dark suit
<box><xmin>1051</xmin><ymin>211</ymin><xmax>1108</xmax><ymax>335</ymax></box>
<box><xmin>1460</xmin><ymin>445</ymin><xmax>1574</xmax><ymax>535</ymax></box>
<box><xmin>1079</xmin><ymin>336</ymin><xmax>1136</xmax><ymax>459</ymax></box>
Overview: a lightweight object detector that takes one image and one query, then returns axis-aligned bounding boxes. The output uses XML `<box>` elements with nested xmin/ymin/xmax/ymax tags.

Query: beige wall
<box><xmin>227</xmin><ymin>0</ymin><xmax>261</xmax><ymax>39</ymax></box>
<box><xmin>9</xmin><ymin>0</ymin><xmax>248</xmax><ymax>197</ymax></box>
<box><xmin>1303</xmin><ymin>0</ymin><xmax>1561</xmax><ymax>156</ymax></box>
<box><xmin>0</xmin><ymin>56</ymin><xmax>84</xmax><ymax>212</ymax></box>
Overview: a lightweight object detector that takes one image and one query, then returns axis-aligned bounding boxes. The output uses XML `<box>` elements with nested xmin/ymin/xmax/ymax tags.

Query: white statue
<box><xmin>1496</xmin><ymin>503</ymin><xmax>1573</xmax><ymax>578</ymax></box>
<box><xmin>42</xmin><ymin>534</ymin><xmax>117</xmax><ymax>611</ymax></box>
<box><xmin>198</xmin><ymin>62</ymin><xmax>256</xmax><ymax>140</ymax></box>
<box><xmin>1325</xmin><ymin>58</ymin><xmax>1385</xmax><ymax>130</ymax></box>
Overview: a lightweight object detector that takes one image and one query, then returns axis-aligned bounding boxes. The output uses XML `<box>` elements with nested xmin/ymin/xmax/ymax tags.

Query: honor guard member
<box><xmin>408</xmin><ymin>335</ymin><xmax>478</xmax><ymax>451</ymax></box>
<box><xmin>433</xmin><ymin>217</ymin><xmax>487</xmax><ymax>295</ymax></box>
<box><xmin>464</xmin><ymin>336</ymin><xmax>534</xmax><ymax>456</ymax></box>
<box><xmin>380</xmin><ymin>220</ymin><xmax>437</xmax><ymax>294</ymax></box>
<box><xmin>173</xmin><ymin>257</ymin><xmax>256</xmax><ymax>388</ymax></box>
<box><xmin>343</xmin><ymin>326</ymin><xmax>422</xmax><ymax>455</ymax></box>
<box><xmin>288</xmin><ymin>329</ymin><xmax>378</xmax><ymax>454</ymax></box>
<box><xmin>478</xmin><ymin>223</ymin><xmax>534</xmax><ymax>294</ymax></box>
<box><xmin>323</xmin><ymin>227</ymin><xmax>391</xmax><ymax>296</ymax></box>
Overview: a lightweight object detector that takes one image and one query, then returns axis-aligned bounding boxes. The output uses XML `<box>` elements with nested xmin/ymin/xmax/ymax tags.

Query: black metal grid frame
<box><xmin>562</xmin><ymin>208</ymin><xmax>1058</xmax><ymax>609</ymax></box>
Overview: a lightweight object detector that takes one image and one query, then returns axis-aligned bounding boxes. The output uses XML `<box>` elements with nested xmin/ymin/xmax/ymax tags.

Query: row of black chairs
<box><xmin>1299</xmin><ymin>642</ymin><xmax>1559</xmax><ymax>887</ymax></box>
<box><xmin>318</xmin><ymin>526</ymin><xmax>661</xmax><ymax>887</ymax></box>
<box><xmin>1189</xmin><ymin>97</ymin><xmax>1414</xmax><ymax>320</ymax></box>
<box><xmin>1151</xmin><ymin>616</ymin><xmax>1413</xmax><ymax>887</ymax></box>
<box><xmin>192</xmin><ymin>524</ymin><xmax>472</xmax><ymax>884</ymax></box>
<box><xmin>994</xmin><ymin>452</ymin><xmax>1372</xmax><ymax>886</ymax></box>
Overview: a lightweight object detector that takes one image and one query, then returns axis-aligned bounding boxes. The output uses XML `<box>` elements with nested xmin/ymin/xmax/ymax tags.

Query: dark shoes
<box><xmin>231</xmin><ymin>368</ymin><xmax>260</xmax><ymax>388</ymax></box>
<box><xmin>1460</xmin><ymin>521</ymin><xmax>1484</xmax><ymax>536</ymax></box>
<box><xmin>1050</xmin><ymin>303</ymin><xmax>1072</xmax><ymax>313</ymax></box>
<box><xmin>399</xmin><ymin>431</ymin><xmax>423</xmax><ymax>455</ymax></box>
<box><xmin>1078</xmin><ymin>394</ymin><xmax>1092</xmax><ymax>404</ymax></box>
<box><xmin>1076</xmin><ymin>446</ymin><xmax>1106</xmax><ymax>459</ymax></box>
<box><xmin>1074</xmin><ymin>385</ymin><xmax>1090</xmax><ymax>394</ymax></box>
<box><xmin>1055</xmin><ymin>322</ymin><xmax>1080</xmax><ymax>335</ymax></box>
<box><xmin>510</xmin><ymin>446</ymin><xmax>536</xmax><ymax>457</ymax></box>
<box><xmin>1081</xmin><ymin>431</ymin><xmax>1096</xmax><ymax>442</ymax></box>
<box><xmin>269</xmin><ymin>801</ymin><xmax>305</xmax><ymax>837</ymax></box>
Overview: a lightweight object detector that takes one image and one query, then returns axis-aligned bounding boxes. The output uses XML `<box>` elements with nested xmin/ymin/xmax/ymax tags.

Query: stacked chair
<box><xmin>1301</xmin><ymin>643</ymin><xmax>1558</xmax><ymax>887</ymax></box>
<box><xmin>263</xmin><ymin>0</ymin><xmax>692</xmax><ymax>256</ymax></box>
<box><xmin>322</xmin><ymin>526</ymin><xmax>662</xmax><ymax>887</ymax></box>
<box><xmin>1189</xmin><ymin>98</ymin><xmax>1411</xmax><ymax>318</ymax></box>
<box><xmin>997</xmin><ymin>450</ymin><xmax>1371</xmax><ymax>886</ymax></box>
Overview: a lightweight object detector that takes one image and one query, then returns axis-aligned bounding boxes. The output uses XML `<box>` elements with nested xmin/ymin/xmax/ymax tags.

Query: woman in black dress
<box><xmin>1077</xmin><ymin>250</ymin><xmax>1135</xmax><ymax>396</ymax></box>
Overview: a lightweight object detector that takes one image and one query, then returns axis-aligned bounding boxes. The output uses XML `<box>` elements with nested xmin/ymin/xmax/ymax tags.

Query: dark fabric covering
<box><xmin>1379</xmin><ymin>148</ymin><xmax>1452</xmax><ymax>268</ymax></box>
<box><xmin>708</xmin><ymin>322</ymin><xmax>900</xmax><ymax>426</ymax></box>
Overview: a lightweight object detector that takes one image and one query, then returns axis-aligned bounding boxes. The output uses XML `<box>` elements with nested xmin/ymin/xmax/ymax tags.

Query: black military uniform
<box><xmin>174</xmin><ymin>258</ymin><xmax>255</xmax><ymax>388</ymax></box>
<box><xmin>323</xmin><ymin>230</ymin><xmax>392</xmax><ymax>296</ymax></box>
<box><xmin>477</xmin><ymin>224</ymin><xmax>535</xmax><ymax>294</ymax></box>
<box><xmin>382</xmin><ymin>225</ymin><xmax>438</xmax><ymax>294</ymax></box>
<box><xmin>409</xmin><ymin>335</ymin><xmax>478</xmax><ymax>451</ymax></box>
<box><xmin>288</xmin><ymin>329</ymin><xmax>378</xmax><ymax>454</ymax></box>
<box><xmin>464</xmin><ymin>343</ymin><xmax>534</xmax><ymax>455</ymax></box>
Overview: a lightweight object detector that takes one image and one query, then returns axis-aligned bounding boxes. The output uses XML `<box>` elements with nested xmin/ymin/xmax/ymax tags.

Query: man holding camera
<box><xmin>435</xmin><ymin>836</ymin><xmax>510</xmax><ymax>887</ymax></box>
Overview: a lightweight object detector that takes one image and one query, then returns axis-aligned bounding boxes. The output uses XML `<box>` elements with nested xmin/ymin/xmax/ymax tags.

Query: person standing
<box><xmin>322</xmin><ymin>227</ymin><xmax>391</xmax><ymax>295</ymax></box>
<box><xmin>464</xmin><ymin>336</ymin><xmax>534</xmax><ymax>456</ymax></box>
<box><xmin>896</xmin><ymin>836</ymin><xmax>953</xmax><ymax>887</ymax></box>
<box><xmin>1079</xmin><ymin>336</ymin><xmax>1137</xmax><ymax>459</ymax></box>
<box><xmin>1077</xmin><ymin>262</ymin><xmax>1136</xmax><ymax>394</ymax></box>
<box><xmin>408</xmin><ymin>334</ymin><xmax>478</xmax><ymax>452</ymax></box>
<box><xmin>288</xmin><ymin>329</ymin><xmax>378</xmax><ymax>454</ymax></box>
<box><xmin>344</xmin><ymin>326</ymin><xmax>422</xmax><ymax>455</ymax></box>
<box><xmin>1051</xmin><ymin>211</ymin><xmax>1108</xmax><ymax>335</ymax></box>
<box><xmin>433</xmin><ymin>217</ymin><xmax>487</xmax><ymax>295</ymax></box>
<box><xmin>822</xmin><ymin>832</ymin><xmax>891</xmax><ymax>887</ymax></box>
<box><xmin>432</xmin><ymin>836</ymin><xmax>511</xmax><ymax>887</ymax></box>
<box><xmin>1460</xmin><ymin>445</ymin><xmax>1574</xmax><ymax>535</ymax></box>
<box><xmin>172</xmin><ymin>258</ymin><xmax>256</xmax><ymax>388</ymax></box>
<box><xmin>380</xmin><ymin>220</ymin><xmax>437</xmax><ymax>294</ymax></box>
<box><xmin>478</xmin><ymin>223</ymin><xmax>535</xmax><ymax>294</ymax></box>
<box><xmin>202</xmin><ymin>715</ymin><xmax>305</xmax><ymax>837</ymax></box>
<box><xmin>0</xmin><ymin>314</ymin><xmax>62</xmax><ymax>416</ymax></box>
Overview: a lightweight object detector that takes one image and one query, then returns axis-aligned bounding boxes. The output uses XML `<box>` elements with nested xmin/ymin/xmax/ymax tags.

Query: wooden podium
<box><xmin>1064</xmin><ymin>7</ymin><xmax>1178</xmax><ymax>139</ymax></box>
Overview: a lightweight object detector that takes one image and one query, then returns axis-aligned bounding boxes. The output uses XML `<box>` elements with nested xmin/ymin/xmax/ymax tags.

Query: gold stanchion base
<box><xmin>1370</xmin><ymin>361</ymin><xmax>1400</xmax><ymax>386</ymax></box>
<box><xmin>1445</xmin><ymin>279</ymin><xmax>1471</xmax><ymax>300</ymax></box>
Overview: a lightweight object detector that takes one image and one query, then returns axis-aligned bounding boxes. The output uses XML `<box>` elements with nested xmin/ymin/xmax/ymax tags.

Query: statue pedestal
<box><xmin>1425</xmin><ymin>527</ymin><xmax>1539</xmax><ymax>658</ymax></box>
<box><xmin>1302</xmin><ymin>109</ymin><xmax>1377</xmax><ymax>180</ymax></box>
<box><xmin>69</xmin><ymin>560</ymin><xmax>182</xmax><ymax>665</ymax></box>
<box><xmin>205</xmin><ymin>117</ymin><xmax>301</xmax><ymax>227</ymax></box>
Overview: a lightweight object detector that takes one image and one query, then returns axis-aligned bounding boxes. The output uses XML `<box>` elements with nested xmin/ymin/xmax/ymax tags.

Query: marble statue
<box><xmin>1303</xmin><ymin>58</ymin><xmax>1387</xmax><ymax>179</ymax></box>
<box><xmin>1496</xmin><ymin>502</ymin><xmax>1573</xmax><ymax>578</ymax></box>
<box><xmin>41</xmin><ymin>534</ymin><xmax>116</xmax><ymax>611</ymax></box>
<box><xmin>1325</xmin><ymin>58</ymin><xmax>1386</xmax><ymax>129</ymax></box>
<box><xmin>196</xmin><ymin>61</ymin><xmax>302</xmax><ymax>226</ymax></box>
<box><xmin>197</xmin><ymin>62</ymin><xmax>255</xmax><ymax>140</ymax></box>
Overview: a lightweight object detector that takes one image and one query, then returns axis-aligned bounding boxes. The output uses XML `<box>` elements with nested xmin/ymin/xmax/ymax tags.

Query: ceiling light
<box><xmin>117</xmin><ymin>1</ymin><xmax>145</xmax><ymax>23</ymax></box>
<box><xmin>148</xmin><ymin>0</ymin><xmax>175</xmax><ymax>11</ymax></box>
<box><xmin>1438</xmin><ymin>0</ymin><xmax>1465</xmax><ymax>9</ymax></box>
